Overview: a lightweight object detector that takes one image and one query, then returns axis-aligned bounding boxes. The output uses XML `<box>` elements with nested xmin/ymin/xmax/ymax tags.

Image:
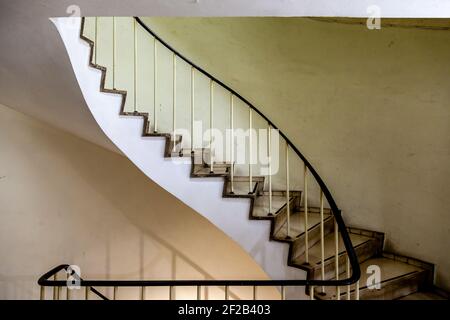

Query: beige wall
<box><xmin>140</xmin><ymin>17</ymin><xmax>450</xmax><ymax>290</ymax></box>
<box><xmin>0</xmin><ymin>103</ymin><xmax>277</xmax><ymax>299</ymax></box>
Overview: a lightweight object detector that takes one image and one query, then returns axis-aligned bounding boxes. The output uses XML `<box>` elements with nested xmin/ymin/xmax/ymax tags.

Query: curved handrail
<box><xmin>134</xmin><ymin>17</ymin><xmax>360</xmax><ymax>285</ymax></box>
<box><xmin>40</xmin><ymin>262</ymin><xmax>351</xmax><ymax>287</ymax></box>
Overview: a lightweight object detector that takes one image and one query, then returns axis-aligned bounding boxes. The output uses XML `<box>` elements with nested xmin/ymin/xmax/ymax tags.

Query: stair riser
<box><xmin>165</xmin><ymin>138</ymin><xmax>183</xmax><ymax>157</ymax></box>
<box><xmin>272</xmin><ymin>198</ymin><xmax>301</xmax><ymax>235</ymax></box>
<box><xmin>192</xmin><ymin>149</ymin><xmax>211</xmax><ymax>165</ymax></box>
<box><xmin>309</xmin><ymin>238</ymin><xmax>382</xmax><ymax>280</ymax></box>
<box><xmin>255</xmin><ymin>181</ymin><xmax>265</xmax><ymax>196</ymax></box>
<box><xmin>291</xmin><ymin>216</ymin><xmax>334</xmax><ymax>262</ymax></box>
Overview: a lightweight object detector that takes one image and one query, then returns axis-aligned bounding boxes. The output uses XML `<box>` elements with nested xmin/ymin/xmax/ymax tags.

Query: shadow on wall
<box><xmin>65</xmin><ymin>129</ymin><xmax>278</xmax><ymax>299</ymax></box>
<box><xmin>0</xmin><ymin>104</ymin><xmax>276</xmax><ymax>299</ymax></box>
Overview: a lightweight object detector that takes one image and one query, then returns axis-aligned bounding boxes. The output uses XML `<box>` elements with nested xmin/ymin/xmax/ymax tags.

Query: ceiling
<box><xmin>0</xmin><ymin>0</ymin><xmax>119</xmax><ymax>152</ymax></box>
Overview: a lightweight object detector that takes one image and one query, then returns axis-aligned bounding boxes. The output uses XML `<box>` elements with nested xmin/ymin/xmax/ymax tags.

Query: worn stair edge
<box><xmin>307</xmin><ymin>235</ymin><xmax>382</xmax><ymax>281</ymax></box>
<box><xmin>290</xmin><ymin>214</ymin><xmax>335</xmax><ymax>265</ymax></box>
<box><xmin>305</xmin><ymin>228</ymin><xmax>384</xmax><ymax>279</ymax></box>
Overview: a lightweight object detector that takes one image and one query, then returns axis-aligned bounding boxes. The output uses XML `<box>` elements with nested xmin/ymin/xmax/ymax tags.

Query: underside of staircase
<box><xmin>68</xmin><ymin>17</ymin><xmax>447</xmax><ymax>300</ymax></box>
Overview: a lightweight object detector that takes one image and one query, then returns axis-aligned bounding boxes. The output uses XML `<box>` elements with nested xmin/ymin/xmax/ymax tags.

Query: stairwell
<box><xmin>42</xmin><ymin>16</ymin><xmax>448</xmax><ymax>300</ymax></box>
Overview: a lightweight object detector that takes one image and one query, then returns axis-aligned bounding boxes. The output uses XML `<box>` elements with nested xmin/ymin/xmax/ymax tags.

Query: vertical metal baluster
<box><xmin>286</xmin><ymin>143</ymin><xmax>291</xmax><ymax>239</ymax></box>
<box><xmin>281</xmin><ymin>286</ymin><xmax>285</xmax><ymax>300</ymax></box>
<box><xmin>347</xmin><ymin>256</ymin><xmax>351</xmax><ymax>300</ymax></box>
<box><xmin>197</xmin><ymin>286</ymin><xmax>201</xmax><ymax>300</ymax></box>
<box><xmin>248</xmin><ymin>108</ymin><xmax>252</xmax><ymax>193</ymax></box>
<box><xmin>153</xmin><ymin>37</ymin><xmax>158</xmax><ymax>132</ymax></box>
<box><xmin>66</xmin><ymin>273</ymin><xmax>70</xmax><ymax>300</ymax></box>
<box><xmin>112</xmin><ymin>17</ymin><xmax>116</xmax><ymax>89</ymax></box>
<box><xmin>85</xmin><ymin>286</ymin><xmax>90</xmax><ymax>300</ymax></box>
<box><xmin>253</xmin><ymin>286</ymin><xmax>257</xmax><ymax>300</ymax></box>
<box><xmin>210</xmin><ymin>80</ymin><xmax>214</xmax><ymax>173</ymax></box>
<box><xmin>304</xmin><ymin>164</ymin><xmax>309</xmax><ymax>264</ymax></box>
<box><xmin>52</xmin><ymin>274</ymin><xmax>57</xmax><ymax>300</ymax></box>
<box><xmin>133</xmin><ymin>17</ymin><xmax>137</xmax><ymax>112</ymax></box>
<box><xmin>94</xmin><ymin>17</ymin><xmax>98</xmax><ymax>64</ymax></box>
<box><xmin>141</xmin><ymin>286</ymin><xmax>145</xmax><ymax>300</ymax></box>
<box><xmin>191</xmin><ymin>67</ymin><xmax>195</xmax><ymax>153</ymax></box>
<box><xmin>113</xmin><ymin>286</ymin><xmax>118</xmax><ymax>300</ymax></box>
<box><xmin>320</xmin><ymin>191</ymin><xmax>325</xmax><ymax>294</ymax></box>
<box><xmin>268</xmin><ymin>124</ymin><xmax>273</xmax><ymax>215</ymax></box>
<box><xmin>225</xmin><ymin>286</ymin><xmax>229</xmax><ymax>300</ymax></box>
<box><xmin>335</xmin><ymin>218</ymin><xmax>340</xmax><ymax>300</ymax></box>
<box><xmin>310</xmin><ymin>286</ymin><xmax>315</xmax><ymax>300</ymax></box>
<box><xmin>173</xmin><ymin>53</ymin><xmax>177</xmax><ymax>135</ymax></box>
<box><xmin>169</xmin><ymin>286</ymin><xmax>174</xmax><ymax>300</ymax></box>
<box><xmin>40</xmin><ymin>286</ymin><xmax>45</xmax><ymax>300</ymax></box>
<box><xmin>230</xmin><ymin>94</ymin><xmax>234</xmax><ymax>194</ymax></box>
<box><xmin>356</xmin><ymin>280</ymin><xmax>360</xmax><ymax>300</ymax></box>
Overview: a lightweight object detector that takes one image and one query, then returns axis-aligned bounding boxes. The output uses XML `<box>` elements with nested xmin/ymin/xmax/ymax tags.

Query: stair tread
<box><xmin>317</xmin><ymin>257</ymin><xmax>426</xmax><ymax>299</ymax></box>
<box><xmin>399</xmin><ymin>291</ymin><xmax>446</xmax><ymax>300</ymax></box>
<box><xmin>357</xmin><ymin>257</ymin><xmax>425</xmax><ymax>288</ymax></box>
<box><xmin>292</xmin><ymin>232</ymin><xmax>374</xmax><ymax>267</ymax></box>
<box><xmin>274</xmin><ymin>211</ymin><xmax>331</xmax><ymax>240</ymax></box>
<box><xmin>252</xmin><ymin>194</ymin><xmax>292</xmax><ymax>217</ymax></box>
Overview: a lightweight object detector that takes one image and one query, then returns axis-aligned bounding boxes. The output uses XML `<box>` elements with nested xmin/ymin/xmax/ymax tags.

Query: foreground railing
<box><xmin>58</xmin><ymin>16</ymin><xmax>362</xmax><ymax>300</ymax></box>
<box><xmin>39</xmin><ymin>263</ymin><xmax>360</xmax><ymax>300</ymax></box>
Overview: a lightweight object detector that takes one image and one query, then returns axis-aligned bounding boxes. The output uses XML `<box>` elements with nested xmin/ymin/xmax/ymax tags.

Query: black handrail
<box><xmin>40</xmin><ymin>264</ymin><xmax>109</xmax><ymax>300</ymax></box>
<box><xmin>133</xmin><ymin>17</ymin><xmax>360</xmax><ymax>285</ymax></box>
<box><xmin>40</xmin><ymin>263</ymin><xmax>351</xmax><ymax>288</ymax></box>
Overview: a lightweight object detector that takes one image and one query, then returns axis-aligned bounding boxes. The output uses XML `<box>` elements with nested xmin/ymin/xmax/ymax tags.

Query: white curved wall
<box><xmin>51</xmin><ymin>17</ymin><xmax>305</xmax><ymax>294</ymax></box>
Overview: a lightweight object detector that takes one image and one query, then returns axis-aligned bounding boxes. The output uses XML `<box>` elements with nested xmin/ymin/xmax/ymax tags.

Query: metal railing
<box><xmin>38</xmin><ymin>16</ymin><xmax>362</xmax><ymax>300</ymax></box>
<box><xmin>39</xmin><ymin>262</ymin><xmax>360</xmax><ymax>300</ymax></box>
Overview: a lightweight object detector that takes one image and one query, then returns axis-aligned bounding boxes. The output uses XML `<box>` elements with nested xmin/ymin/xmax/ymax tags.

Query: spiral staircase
<box><xmin>38</xmin><ymin>16</ymin><xmax>448</xmax><ymax>301</ymax></box>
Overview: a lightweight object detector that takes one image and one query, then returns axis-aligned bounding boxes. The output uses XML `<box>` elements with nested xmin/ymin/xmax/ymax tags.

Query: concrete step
<box><xmin>252</xmin><ymin>193</ymin><xmax>299</xmax><ymax>218</ymax></box>
<box><xmin>315</xmin><ymin>256</ymin><xmax>430</xmax><ymax>300</ymax></box>
<box><xmin>272</xmin><ymin>210</ymin><xmax>332</xmax><ymax>242</ymax></box>
<box><xmin>399</xmin><ymin>291</ymin><xmax>447</xmax><ymax>300</ymax></box>
<box><xmin>292</xmin><ymin>229</ymin><xmax>382</xmax><ymax>280</ymax></box>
